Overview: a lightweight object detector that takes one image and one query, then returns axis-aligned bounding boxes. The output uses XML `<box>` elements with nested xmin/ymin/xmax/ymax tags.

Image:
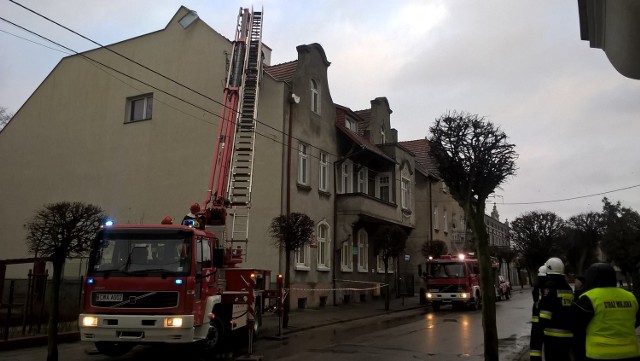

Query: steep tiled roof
<box><xmin>335</xmin><ymin>104</ymin><xmax>394</xmax><ymax>163</ymax></box>
<box><xmin>264</xmin><ymin>60</ymin><xmax>298</xmax><ymax>82</ymax></box>
<box><xmin>399</xmin><ymin>138</ymin><xmax>441</xmax><ymax>179</ymax></box>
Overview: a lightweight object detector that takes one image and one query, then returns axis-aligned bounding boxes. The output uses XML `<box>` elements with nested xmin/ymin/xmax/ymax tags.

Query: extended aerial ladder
<box><xmin>203</xmin><ymin>7</ymin><xmax>263</xmax><ymax>262</ymax></box>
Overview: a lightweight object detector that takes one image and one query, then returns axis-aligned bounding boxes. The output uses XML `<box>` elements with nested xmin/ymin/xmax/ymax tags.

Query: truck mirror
<box><xmin>213</xmin><ymin>249</ymin><xmax>224</xmax><ymax>268</ymax></box>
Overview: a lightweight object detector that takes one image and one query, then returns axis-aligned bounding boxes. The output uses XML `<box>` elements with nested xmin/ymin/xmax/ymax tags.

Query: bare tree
<box><xmin>510</xmin><ymin>211</ymin><xmax>565</xmax><ymax>274</ymax></box>
<box><xmin>561</xmin><ymin>212</ymin><xmax>602</xmax><ymax>275</ymax></box>
<box><xmin>429</xmin><ymin>111</ymin><xmax>517</xmax><ymax>361</ymax></box>
<box><xmin>421</xmin><ymin>239</ymin><xmax>448</xmax><ymax>259</ymax></box>
<box><xmin>600</xmin><ymin>197</ymin><xmax>640</xmax><ymax>299</ymax></box>
<box><xmin>268</xmin><ymin>212</ymin><xmax>314</xmax><ymax>328</ymax></box>
<box><xmin>0</xmin><ymin>106</ymin><xmax>13</xmax><ymax>130</ymax></box>
<box><xmin>26</xmin><ymin>202</ymin><xmax>106</xmax><ymax>361</ymax></box>
<box><xmin>371</xmin><ymin>225</ymin><xmax>408</xmax><ymax>311</ymax></box>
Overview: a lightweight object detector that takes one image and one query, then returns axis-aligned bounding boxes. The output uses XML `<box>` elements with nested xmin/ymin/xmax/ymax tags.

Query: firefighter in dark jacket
<box><xmin>574</xmin><ymin>263</ymin><xmax>640</xmax><ymax>361</ymax></box>
<box><xmin>538</xmin><ymin>257</ymin><xmax>575</xmax><ymax>361</ymax></box>
<box><xmin>530</xmin><ymin>265</ymin><xmax>547</xmax><ymax>360</ymax></box>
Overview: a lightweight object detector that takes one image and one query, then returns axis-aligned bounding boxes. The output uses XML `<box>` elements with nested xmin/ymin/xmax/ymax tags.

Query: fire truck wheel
<box><xmin>204</xmin><ymin>318</ymin><xmax>225</xmax><ymax>352</ymax></box>
<box><xmin>95</xmin><ymin>342</ymin><xmax>134</xmax><ymax>357</ymax></box>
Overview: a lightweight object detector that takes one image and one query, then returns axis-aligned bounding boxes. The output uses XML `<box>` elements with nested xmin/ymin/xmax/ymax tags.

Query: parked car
<box><xmin>496</xmin><ymin>275</ymin><xmax>511</xmax><ymax>300</ymax></box>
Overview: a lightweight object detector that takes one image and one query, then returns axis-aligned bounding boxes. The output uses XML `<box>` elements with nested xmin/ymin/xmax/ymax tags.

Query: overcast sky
<box><xmin>1</xmin><ymin>0</ymin><xmax>639</xmax><ymax>223</ymax></box>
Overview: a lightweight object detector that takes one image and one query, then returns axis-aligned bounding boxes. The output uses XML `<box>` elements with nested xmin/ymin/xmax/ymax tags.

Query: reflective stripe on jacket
<box><xmin>582</xmin><ymin>287</ymin><xmax>640</xmax><ymax>359</ymax></box>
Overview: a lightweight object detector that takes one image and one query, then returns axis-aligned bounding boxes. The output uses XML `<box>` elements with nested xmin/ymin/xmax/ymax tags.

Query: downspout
<box><xmin>286</xmin><ymin>88</ymin><xmax>295</xmax><ymax>215</ymax></box>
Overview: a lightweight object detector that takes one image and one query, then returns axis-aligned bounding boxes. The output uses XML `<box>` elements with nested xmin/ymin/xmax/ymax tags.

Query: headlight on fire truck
<box><xmin>426</xmin><ymin>292</ymin><xmax>433</xmax><ymax>299</ymax></box>
<box><xmin>460</xmin><ymin>293</ymin><xmax>470</xmax><ymax>298</ymax></box>
<box><xmin>164</xmin><ymin>317</ymin><xmax>183</xmax><ymax>328</ymax></box>
<box><xmin>82</xmin><ymin>316</ymin><xmax>98</xmax><ymax>327</ymax></box>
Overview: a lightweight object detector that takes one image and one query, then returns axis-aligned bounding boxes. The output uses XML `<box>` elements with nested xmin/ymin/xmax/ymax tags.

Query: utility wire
<box><xmin>6</xmin><ymin>0</ymin><xmax>331</xmax><ymax>158</ymax></box>
<box><xmin>492</xmin><ymin>183</ymin><xmax>640</xmax><ymax>206</ymax></box>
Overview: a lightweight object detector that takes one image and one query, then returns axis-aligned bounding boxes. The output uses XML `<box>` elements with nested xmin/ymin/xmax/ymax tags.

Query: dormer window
<box><xmin>345</xmin><ymin>117</ymin><xmax>357</xmax><ymax>133</ymax></box>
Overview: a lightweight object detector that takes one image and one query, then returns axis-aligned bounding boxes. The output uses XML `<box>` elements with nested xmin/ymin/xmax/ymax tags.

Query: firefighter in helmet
<box><xmin>182</xmin><ymin>202</ymin><xmax>205</xmax><ymax>229</ymax></box>
<box><xmin>574</xmin><ymin>263</ymin><xmax>640</xmax><ymax>361</ymax></box>
<box><xmin>538</xmin><ymin>257</ymin><xmax>575</xmax><ymax>361</ymax></box>
<box><xmin>530</xmin><ymin>265</ymin><xmax>548</xmax><ymax>361</ymax></box>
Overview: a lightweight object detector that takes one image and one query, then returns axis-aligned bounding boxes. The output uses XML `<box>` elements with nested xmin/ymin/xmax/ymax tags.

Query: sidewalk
<box><xmin>258</xmin><ymin>295</ymin><xmax>424</xmax><ymax>338</ymax></box>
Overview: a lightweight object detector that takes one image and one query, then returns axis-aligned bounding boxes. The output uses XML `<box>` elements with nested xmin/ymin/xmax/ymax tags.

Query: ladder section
<box><xmin>228</xmin><ymin>9</ymin><xmax>263</xmax><ymax>259</ymax></box>
<box><xmin>228</xmin><ymin>10</ymin><xmax>262</xmax><ymax>207</ymax></box>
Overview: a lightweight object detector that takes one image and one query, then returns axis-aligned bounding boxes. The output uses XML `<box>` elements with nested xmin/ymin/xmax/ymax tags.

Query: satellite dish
<box><xmin>291</xmin><ymin>94</ymin><xmax>300</xmax><ymax>104</ymax></box>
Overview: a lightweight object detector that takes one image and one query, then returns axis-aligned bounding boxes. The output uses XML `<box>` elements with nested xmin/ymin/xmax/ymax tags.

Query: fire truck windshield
<box><xmin>88</xmin><ymin>229</ymin><xmax>192</xmax><ymax>276</ymax></box>
<box><xmin>427</xmin><ymin>262</ymin><xmax>467</xmax><ymax>279</ymax></box>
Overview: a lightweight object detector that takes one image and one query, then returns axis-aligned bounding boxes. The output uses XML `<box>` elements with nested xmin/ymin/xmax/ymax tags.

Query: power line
<box><xmin>6</xmin><ymin>0</ymin><xmax>332</xmax><ymax>158</ymax></box>
<box><xmin>492</xmin><ymin>183</ymin><xmax>640</xmax><ymax>206</ymax></box>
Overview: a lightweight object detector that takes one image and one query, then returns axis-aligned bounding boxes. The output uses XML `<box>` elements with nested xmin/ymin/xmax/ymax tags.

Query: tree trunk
<box><xmin>47</xmin><ymin>259</ymin><xmax>63</xmax><ymax>361</ymax></box>
<box><xmin>283</xmin><ymin>250</ymin><xmax>291</xmax><ymax>328</ymax></box>
<box><xmin>470</xmin><ymin>208</ymin><xmax>499</xmax><ymax>361</ymax></box>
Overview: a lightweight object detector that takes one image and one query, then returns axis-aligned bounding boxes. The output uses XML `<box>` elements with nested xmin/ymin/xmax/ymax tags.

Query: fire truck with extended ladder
<box><xmin>79</xmin><ymin>8</ymin><xmax>278</xmax><ymax>357</ymax></box>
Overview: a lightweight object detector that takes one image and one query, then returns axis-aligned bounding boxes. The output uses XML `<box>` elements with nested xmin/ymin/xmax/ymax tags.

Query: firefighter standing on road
<box><xmin>574</xmin><ymin>263</ymin><xmax>640</xmax><ymax>361</ymax></box>
<box><xmin>530</xmin><ymin>265</ymin><xmax>548</xmax><ymax>361</ymax></box>
<box><xmin>539</xmin><ymin>257</ymin><xmax>575</xmax><ymax>361</ymax></box>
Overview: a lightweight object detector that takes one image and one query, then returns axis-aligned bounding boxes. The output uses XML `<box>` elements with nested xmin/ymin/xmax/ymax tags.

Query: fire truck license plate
<box><xmin>97</xmin><ymin>293</ymin><xmax>123</xmax><ymax>302</ymax></box>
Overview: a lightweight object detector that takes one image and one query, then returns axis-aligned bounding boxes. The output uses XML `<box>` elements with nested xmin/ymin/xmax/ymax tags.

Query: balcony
<box><xmin>336</xmin><ymin>192</ymin><xmax>399</xmax><ymax>223</ymax></box>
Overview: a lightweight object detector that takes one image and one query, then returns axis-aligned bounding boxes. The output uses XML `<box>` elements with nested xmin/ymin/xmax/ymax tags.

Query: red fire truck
<box><xmin>422</xmin><ymin>254</ymin><xmax>482</xmax><ymax>311</ymax></box>
<box><xmin>79</xmin><ymin>8</ymin><xmax>275</xmax><ymax>357</ymax></box>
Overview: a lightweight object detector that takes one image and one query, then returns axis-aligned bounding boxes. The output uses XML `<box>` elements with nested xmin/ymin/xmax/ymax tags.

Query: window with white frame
<box><xmin>375</xmin><ymin>173</ymin><xmax>390</xmax><ymax>201</ymax></box>
<box><xmin>357</xmin><ymin>167</ymin><xmax>368</xmax><ymax>193</ymax></box>
<box><xmin>401</xmin><ymin>177</ymin><xmax>411</xmax><ymax>209</ymax></box>
<box><xmin>345</xmin><ymin>117</ymin><xmax>357</xmax><ymax>132</ymax></box>
<box><xmin>311</xmin><ymin>79</ymin><xmax>320</xmax><ymax>114</ymax></box>
<box><xmin>127</xmin><ymin>94</ymin><xmax>153</xmax><ymax>122</ymax></box>
<box><xmin>357</xmin><ymin>230</ymin><xmax>368</xmax><ymax>272</ymax></box>
<box><xmin>298</xmin><ymin>143</ymin><xmax>309</xmax><ymax>185</ymax></box>
<box><xmin>341</xmin><ymin>237</ymin><xmax>353</xmax><ymax>272</ymax></box>
<box><xmin>340</xmin><ymin>161</ymin><xmax>353</xmax><ymax>194</ymax></box>
<box><xmin>295</xmin><ymin>243</ymin><xmax>310</xmax><ymax>270</ymax></box>
<box><xmin>376</xmin><ymin>255</ymin><xmax>394</xmax><ymax>273</ymax></box>
<box><xmin>319</xmin><ymin>152</ymin><xmax>328</xmax><ymax>192</ymax></box>
<box><xmin>443</xmin><ymin>210</ymin><xmax>448</xmax><ymax>233</ymax></box>
<box><xmin>433</xmin><ymin>206</ymin><xmax>439</xmax><ymax>230</ymax></box>
<box><xmin>317</xmin><ymin>222</ymin><xmax>330</xmax><ymax>270</ymax></box>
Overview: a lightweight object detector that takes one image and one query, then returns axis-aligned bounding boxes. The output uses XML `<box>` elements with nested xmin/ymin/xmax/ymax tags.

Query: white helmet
<box><xmin>545</xmin><ymin>257</ymin><xmax>564</xmax><ymax>275</ymax></box>
<box><xmin>538</xmin><ymin>265</ymin><xmax>547</xmax><ymax>276</ymax></box>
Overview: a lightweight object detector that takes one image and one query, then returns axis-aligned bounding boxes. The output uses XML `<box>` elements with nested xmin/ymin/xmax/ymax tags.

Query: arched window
<box><xmin>310</xmin><ymin>79</ymin><xmax>320</xmax><ymax>114</ymax></box>
<box><xmin>317</xmin><ymin>221</ymin><xmax>331</xmax><ymax>271</ymax></box>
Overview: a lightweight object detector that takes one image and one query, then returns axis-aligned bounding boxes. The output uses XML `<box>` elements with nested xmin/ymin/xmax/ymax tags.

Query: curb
<box><xmin>0</xmin><ymin>332</ymin><xmax>80</xmax><ymax>352</ymax></box>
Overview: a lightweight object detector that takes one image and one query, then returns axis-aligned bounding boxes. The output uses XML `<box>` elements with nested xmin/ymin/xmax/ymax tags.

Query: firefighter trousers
<box><xmin>543</xmin><ymin>336</ymin><xmax>572</xmax><ymax>361</ymax></box>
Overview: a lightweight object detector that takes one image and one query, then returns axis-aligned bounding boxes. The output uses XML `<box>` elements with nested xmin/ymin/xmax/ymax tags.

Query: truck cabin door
<box><xmin>194</xmin><ymin>236</ymin><xmax>213</xmax><ymax>325</ymax></box>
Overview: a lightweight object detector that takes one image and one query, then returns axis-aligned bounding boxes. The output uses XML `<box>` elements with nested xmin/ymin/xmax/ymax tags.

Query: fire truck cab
<box><xmin>422</xmin><ymin>254</ymin><xmax>482</xmax><ymax>311</ymax></box>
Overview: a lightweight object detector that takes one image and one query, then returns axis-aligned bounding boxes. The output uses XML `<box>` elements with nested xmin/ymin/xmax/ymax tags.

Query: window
<box><xmin>443</xmin><ymin>210</ymin><xmax>448</xmax><ymax>233</ymax></box>
<box><xmin>376</xmin><ymin>255</ymin><xmax>394</xmax><ymax>273</ymax></box>
<box><xmin>311</xmin><ymin>79</ymin><xmax>320</xmax><ymax>114</ymax></box>
<box><xmin>127</xmin><ymin>94</ymin><xmax>153</xmax><ymax>122</ymax></box>
<box><xmin>433</xmin><ymin>206</ymin><xmax>439</xmax><ymax>230</ymax></box>
<box><xmin>345</xmin><ymin>117</ymin><xmax>357</xmax><ymax>132</ymax></box>
<box><xmin>317</xmin><ymin>222</ymin><xmax>330</xmax><ymax>270</ymax></box>
<box><xmin>380</xmin><ymin>126</ymin><xmax>386</xmax><ymax>144</ymax></box>
<box><xmin>296</xmin><ymin>244</ymin><xmax>310</xmax><ymax>270</ymax></box>
<box><xmin>340</xmin><ymin>161</ymin><xmax>353</xmax><ymax>194</ymax></box>
<box><xmin>357</xmin><ymin>230</ymin><xmax>368</xmax><ymax>272</ymax></box>
<box><xmin>319</xmin><ymin>152</ymin><xmax>328</xmax><ymax>192</ymax></box>
<box><xmin>376</xmin><ymin>173</ymin><xmax>390</xmax><ymax>201</ymax></box>
<box><xmin>341</xmin><ymin>237</ymin><xmax>352</xmax><ymax>272</ymax></box>
<box><xmin>357</xmin><ymin>167</ymin><xmax>368</xmax><ymax>193</ymax></box>
<box><xmin>298</xmin><ymin>143</ymin><xmax>309</xmax><ymax>185</ymax></box>
<box><xmin>401</xmin><ymin>177</ymin><xmax>411</xmax><ymax>209</ymax></box>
